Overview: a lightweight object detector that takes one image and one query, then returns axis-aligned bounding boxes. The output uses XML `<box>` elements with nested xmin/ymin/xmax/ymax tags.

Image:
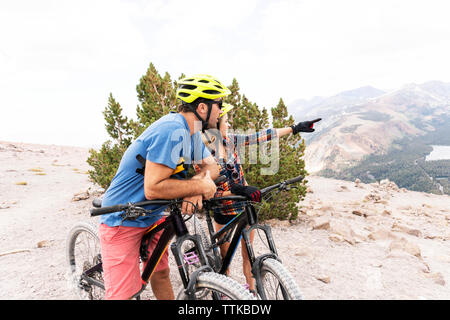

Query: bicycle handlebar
<box><xmin>90</xmin><ymin>199</ymin><xmax>178</xmax><ymax>216</ymax></box>
<box><xmin>285</xmin><ymin>175</ymin><xmax>304</xmax><ymax>185</ymax></box>
<box><xmin>205</xmin><ymin>174</ymin><xmax>304</xmax><ymax>203</ymax></box>
<box><xmin>90</xmin><ymin>204</ymin><xmax>128</xmax><ymax>216</ymax></box>
<box><xmin>90</xmin><ymin>175</ymin><xmax>304</xmax><ymax>216</ymax></box>
<box><xmin>259</xmin><ymin>174</ymin><xmax>304</xmax><ymax>195</ymax></box>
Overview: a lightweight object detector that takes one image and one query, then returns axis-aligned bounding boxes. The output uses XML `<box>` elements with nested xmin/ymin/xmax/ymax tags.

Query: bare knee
<box><xmin>152</xmin><ymin>268</ymin><xmax>170</xmax><ymax>280</ymax></box>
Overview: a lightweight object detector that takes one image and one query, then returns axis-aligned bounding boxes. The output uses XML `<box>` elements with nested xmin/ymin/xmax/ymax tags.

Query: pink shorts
<box><xmin>99</xmin><ymin>221</ymin><xmax>169</xmax><ymax>300</ymax></box>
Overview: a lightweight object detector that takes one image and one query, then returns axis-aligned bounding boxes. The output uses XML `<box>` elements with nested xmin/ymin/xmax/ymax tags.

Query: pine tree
<box><xmin>224</xmin><ymin>78</ymin><xmax>241</xmax><ymax>127</ymax></box>
<box><xmin>103</xmin><ymin>93</ymin><xmax>133</xmax><ymax>146</ymax></box>
<box><xmin>134</xmin><ymin>63</ymin><xmax>178</xmax><ymax>137</ymax></box>
<box><xmin>87</xmin><ymin>94</ymin><xmax>133</xmax><ymax>189</ymax></box>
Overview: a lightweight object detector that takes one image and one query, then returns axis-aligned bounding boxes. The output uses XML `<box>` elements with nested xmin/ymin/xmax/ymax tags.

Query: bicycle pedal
<box><xmin>183</xmin><ymin>252</ymin><xmax>200</xmax><ymax>265</ymax></box>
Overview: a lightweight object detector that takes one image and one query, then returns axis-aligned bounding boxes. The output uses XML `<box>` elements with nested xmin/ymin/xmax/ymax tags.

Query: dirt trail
<box><xmin>1</xmin><ymin>141</ymin><xmax>449</xmax><ymax>299</ymax></box>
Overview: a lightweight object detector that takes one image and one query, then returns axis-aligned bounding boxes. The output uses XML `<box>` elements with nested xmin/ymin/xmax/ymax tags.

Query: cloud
<box><xmin>0</xmin><ymin>0</ymin><xmax>149</xmax><ymax>146</ymax></box>
<box><xmin>247</xmin><ymin>0</ymin><xmax>450</xmax><ymax>101</ymax></box>
<box><xmin>1</xmin><ymin>0</ymin><xmax>450</xmax><ymax>146</ymax></box>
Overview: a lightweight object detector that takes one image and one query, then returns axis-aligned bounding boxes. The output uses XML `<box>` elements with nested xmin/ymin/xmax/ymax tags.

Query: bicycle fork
<box><xmin>242</xmin><ymin>223</ymin><xmax>280</xmax><ymax>300</ymax></box>
<box><xmin>171</xmin><ymin>233</ymin><xmax>210</xmax><ymax>288</ymax></box>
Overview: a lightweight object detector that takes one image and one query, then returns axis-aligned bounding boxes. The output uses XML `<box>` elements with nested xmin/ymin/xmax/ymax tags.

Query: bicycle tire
<box><xmin>185</xmin><ymin>215</ymin><xmax>211</xmax><ymax>250</ymax></box>
<box><xmin>258</xmin><ymin>258</ymin><xmax>302</xmax><ymax>300</ymax></box>
<box><xmin>66</xmin><ymin>221</ymin><xmax>105</xmax><ymax>300</ymax></box>
<box><xmin>176</xmin><ymin>272</ymin><xmax>256</xmax><ymax>300</ymax></box>
<box><xmin>183</xmin><ymin>215</ymin><xmax>220</xmax><ymax>272</ymax></box>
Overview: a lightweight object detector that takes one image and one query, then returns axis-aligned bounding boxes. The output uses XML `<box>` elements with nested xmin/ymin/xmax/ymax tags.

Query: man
<box><xmin>99</xmin><ymin>74</ymin><xmax>230</xmax><ymax>300</ymax></box>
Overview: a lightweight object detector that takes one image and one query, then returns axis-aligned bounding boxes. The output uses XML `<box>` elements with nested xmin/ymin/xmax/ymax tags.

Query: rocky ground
<box><xmin>0</xmin><ymin>140</ymin><xmax>449</xmax><ymax>299</ymax></box>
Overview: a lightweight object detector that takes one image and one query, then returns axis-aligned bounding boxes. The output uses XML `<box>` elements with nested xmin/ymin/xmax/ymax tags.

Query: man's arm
<box><xmin>144</xmin><ymin>160</ymin><xmax>216</xmax><ymax>200</ymax></box>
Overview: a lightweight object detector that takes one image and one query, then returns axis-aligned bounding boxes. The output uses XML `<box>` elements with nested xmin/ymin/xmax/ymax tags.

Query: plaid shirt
<box><xmin>194</xmin><ymin>128</ymin><xmax>277</xmax><ymax>216</ymax></box>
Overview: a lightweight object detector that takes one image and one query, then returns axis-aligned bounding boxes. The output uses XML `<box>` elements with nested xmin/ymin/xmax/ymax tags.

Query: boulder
<box><xmin>316</xmin><ymin>275</ymin><xmax>331</xmax><ymax>284</ymax></box>
<box><xmin>72</xmin><ymin>191</ymin><xmax>90</xmax><ymax>201</ymax></box>
<box><xmin>388</xmin><ymin>238</ymin><xmax>421</xmax><ymax>258</ymax></box>
<box><xmin>368</xmin><ymin>228</ymin><xmax>398</xmax><ymax>241</ymax></box>
<box><xmin>424</xmin><ymin>272</ymin><xmax>446</xmax><ymax>286</ymax></box>
<box><xmin>37</xmin><ymin>240</ymin><xmax>51</xmax><ymax>248</ymax></box>
<box><xmin>329</xmin><ymin>221</ymin><xmax>356</xmax><ymax>245</ymax></box>
<box><xmin>312</xmin><ymin>217</ymin><xmax>331</xmax><ymax>231</ymax></box>
<box><xmin>391</xmin><ymin>222</ymin><xmax>422</xmax><ymax>237</ymax></box>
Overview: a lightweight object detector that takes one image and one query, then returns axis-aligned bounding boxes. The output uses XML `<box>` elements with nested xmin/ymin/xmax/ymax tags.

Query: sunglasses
<box><xmin>225</xmin><ymin>162</ymin><xmax>240</xmax><ymax>180</ymax></box>
<box><xmin>210</xmin><ymin>100</ymin><xmax>223</xmax><ymax>109</ymax></box>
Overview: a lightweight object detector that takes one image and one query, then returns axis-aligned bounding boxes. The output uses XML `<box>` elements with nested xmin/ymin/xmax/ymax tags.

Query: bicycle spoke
<box><xmin>67</xmin><ymin>223</ymin><xmax>105</xmax><ymax>300</ymax></box>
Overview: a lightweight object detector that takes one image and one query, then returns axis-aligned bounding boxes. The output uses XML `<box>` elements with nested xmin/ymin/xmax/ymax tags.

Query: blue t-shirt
<box><xmin>99</xmin><ymin>112</ymin><xmax>211</xmax><ymax>228</ymax></box>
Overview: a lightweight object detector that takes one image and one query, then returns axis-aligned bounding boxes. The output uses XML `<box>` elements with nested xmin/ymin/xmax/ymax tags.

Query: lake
<box><xmin>425</xmin><ymin>145</ymin><xmax>450</xmax><ymax>161</ymax></box>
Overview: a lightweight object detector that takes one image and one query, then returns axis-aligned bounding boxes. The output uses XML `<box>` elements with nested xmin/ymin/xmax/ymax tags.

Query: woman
<box><xmin>194</xmin><ymin>103</ymin><xmax>321</xmax><ymax>294</ymax></box>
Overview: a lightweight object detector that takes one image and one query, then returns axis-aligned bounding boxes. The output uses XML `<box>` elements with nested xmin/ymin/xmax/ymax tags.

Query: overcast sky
<box><xmin>1</xmin><ymin>0</ymin><xmax>450</xmax><ymax>147</ymax></box>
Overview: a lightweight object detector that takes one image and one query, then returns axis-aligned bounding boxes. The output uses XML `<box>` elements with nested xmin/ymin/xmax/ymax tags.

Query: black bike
<box><xmin>183</xmin><ymin>175</ymin><xmax>304</xmax><ymax>300</ymax></box>
<box><xmin>66</xmin><ymin>196</ymin><xmax>255</xmax><ymax>300</ymax></box>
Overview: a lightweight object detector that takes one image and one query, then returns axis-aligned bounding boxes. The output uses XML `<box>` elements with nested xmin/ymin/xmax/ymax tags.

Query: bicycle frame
<box><xmin>202</xmin><ymin>201</ymin><xmax>280</xmax><ymax>298</ymax></box>
<box><xmin>135</xmin><ymin>203</ymin><xmax>214</xmax><ymax>299</ymax></box>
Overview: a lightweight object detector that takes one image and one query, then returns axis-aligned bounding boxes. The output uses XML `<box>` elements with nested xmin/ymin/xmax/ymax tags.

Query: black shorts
<box><xmin>213</xmin><ymin>212</ymin><xmax>236</xmax><ymax>225</ymax></box>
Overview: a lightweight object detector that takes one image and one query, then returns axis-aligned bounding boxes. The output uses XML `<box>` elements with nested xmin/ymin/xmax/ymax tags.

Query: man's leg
<box><xmin>145</xmin><ymin>218</ymin><xmax>175</xmax><ymax>300</ymax></box>
<box><xmin>150</xmin><ymin>268</ymin><xmax>175</xmax><ymax>300</ymax></box>
<box><xmin>99</xmin><ymin>224</ymin><xmax>147</xmax><ymax>300</ymax></box>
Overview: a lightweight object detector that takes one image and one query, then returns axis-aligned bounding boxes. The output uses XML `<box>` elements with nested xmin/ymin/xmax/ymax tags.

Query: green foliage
<box><xmin>87</xmin><ymin>141</ymin><xmax>126</xmax><ymax>190</ymax></box>
<box><xmin>87</xmin><ymin>64</ymin><xmax>308</xmax><ymax>220</ymax></box>
<box><xmin>103</xmin><ymin>93</ymin><xmax>134</xmax><ymax>146</ymax></box>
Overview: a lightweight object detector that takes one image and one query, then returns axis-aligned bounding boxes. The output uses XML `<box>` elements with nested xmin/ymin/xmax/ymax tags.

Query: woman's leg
<box><xmin>241</xmin><ymin>228</ymin><xmax>255</xmax><ymax>291</ymax></box>
<box><xmin>214</xmin><ymin>222</ymin><xmax>231</xmax><ymax>275</ymax></box>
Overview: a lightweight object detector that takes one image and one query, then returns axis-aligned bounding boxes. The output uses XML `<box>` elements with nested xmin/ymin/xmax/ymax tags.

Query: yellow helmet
<box><xmin>219</xmin><ymin>103</ymin><xmax>234</xmax><ymax>117</ymax></box>
<box><xmin>176</xmin><ymin>74</ymin><xmax>231</xmax><ymax>104</ymax></box>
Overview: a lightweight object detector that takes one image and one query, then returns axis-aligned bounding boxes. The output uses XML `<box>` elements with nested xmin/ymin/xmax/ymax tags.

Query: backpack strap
<box><xmin>136</xmin><ymin>154</ymin><xmax>146</xmax><ymax>176</ymax></box>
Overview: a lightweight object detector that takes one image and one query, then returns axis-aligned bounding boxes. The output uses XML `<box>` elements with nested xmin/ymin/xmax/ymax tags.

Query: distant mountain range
<box><xmin>288</xmin><ymin>81</ymin><xmax>450</xmax><ymax>195</ymax></box>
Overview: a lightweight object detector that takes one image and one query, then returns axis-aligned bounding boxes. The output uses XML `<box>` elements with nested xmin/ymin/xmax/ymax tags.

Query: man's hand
<box><xmin>182</xmin><ymin>194</ymin><xmax>203</xmax><ymax>215</ymax></box>
<box><xmin>192</xmin><ymin>170</ymin><xmax>217</xmax><ymax>200</ymax></box>
<box><xmin>291</xmin><ymin>118</ymin><xmax>322</xmax><ymax>134</ymax></box>
<box><xmin>182</xmin><ymin>170</ymin><xmax>216</xmax><ymax>215</ymax></box>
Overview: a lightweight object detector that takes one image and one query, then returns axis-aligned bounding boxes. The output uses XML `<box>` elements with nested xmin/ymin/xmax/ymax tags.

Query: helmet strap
<box><xmin>203</xmin><ymin>130</ymin><xmax>213</xmax><ymax>144</ymax></box>
<box><xmin>203</xmin><ymin>102</ymin><xmax>213</xmax><ymax>132</ymax></box>
<box><xmin>187</xmin><ymin>100</ymin><xmax>213</xmax><ymax>133</ymax></box>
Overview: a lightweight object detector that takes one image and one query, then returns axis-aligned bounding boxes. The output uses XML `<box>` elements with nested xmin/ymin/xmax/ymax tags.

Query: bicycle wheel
<box><xmin>176</xmin><ymin>272</ymin><xmax>256</xmax><ymax>300</ymax></box>
<box><xmin>66</xmin><ymin>221</ymin><xmax>105</xmax><ymax>300</ymax></box>
<box><xmin>185</xmin><ymin>215</ymin><xmax>211</xmax><ymax>250</ymax></box>
<box><xmin>258</xmin><ymin>258</ymin><xmax>302</xmax><ymax>300</ymax></box>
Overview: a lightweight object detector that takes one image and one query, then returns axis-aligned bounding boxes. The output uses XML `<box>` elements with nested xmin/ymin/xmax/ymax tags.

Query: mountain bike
<box><xmin>183</xmin><ymin>175</ymin><xmax>304</xmax><ymax>300</ymax></box>
<box><xmin>66</xmin><ymin>196</ymin><xmax>255</xmax><ymax>300</ymax></box>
